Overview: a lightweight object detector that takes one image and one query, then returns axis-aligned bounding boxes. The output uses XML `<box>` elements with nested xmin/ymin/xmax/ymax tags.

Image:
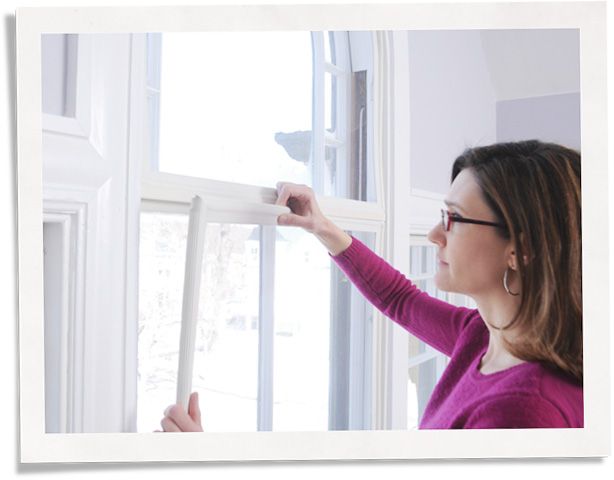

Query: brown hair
<box><xmin>452</xmin><ymin>140</ymin><xmax>582</xmax><ymax>383</ymax></box>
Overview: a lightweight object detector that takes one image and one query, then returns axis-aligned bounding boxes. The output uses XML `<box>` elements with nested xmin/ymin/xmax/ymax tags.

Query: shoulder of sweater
<box><xmin>466</xmin><ymin>390</ymin><xmax>570</xmax><ymax>428</ymax></box>
<box><xmin>479</xmin><ymin>364</ymin><xmax>582</xmax><ymax>422</ymax></box>
<box><xmin>537</xmin><ymin>364</ymin><xmax>584</xmax><ymax>419</ymax></box>
<box><xmin>453</xmin><ymin>312</ymin><xmax>489</xmax><ymax>343</ymax></box>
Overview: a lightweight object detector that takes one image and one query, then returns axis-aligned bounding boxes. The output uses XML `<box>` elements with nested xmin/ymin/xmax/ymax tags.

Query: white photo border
<box><xmin>16</xmin><ymin>1</ymin><xmax>609</xmax><ymax>463</ymax></box>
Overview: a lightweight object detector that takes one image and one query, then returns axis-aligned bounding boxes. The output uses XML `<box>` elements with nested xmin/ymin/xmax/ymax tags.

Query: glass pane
<box><xmin>325</xmin><ymin>72</ymin><xmax>335</xmax><ymax>133</ymax></box>
<box><xmin>323</xmin><ymin>31</ymin><xmax>332</xmax><ymax>64</ymax></box>
<box><xmin>409</xmin><ymin>244</ymin><xmax>439</xmax><ymax>277</ymax></box>
<box><xmin>156</xmin><ymin>32</ymin><xmax>312</xmax><ymax>189</ymax></box>
<box><xmin>192</xmin><ymin>223</ymin><xmax>260</xmax><ymax>432</ymax></box>
<box><xmin>328</xmin><ymin>31</ymin><xmax>337</xmax><ymax>65</ymax></box>
<box><xmin>407</xmin><ymin>357</ymin><xmax>439</xmax><ymax>429</ymax></box>
<box><xmin>138</xmin><ymin>214</ymin><xmax>260</xmax><ymax>432</ymax></box>
<box><xmin>138</xmin><ymin>212</ymin><xmax>187</xmax><ymax>433</ymax></box>
<box><xmin>323</xmin><ymin>146</ymin><xmax>337</xmax><ymax>197</ymax></box>
<box><xmin>420</xmin><ymin>246</ymin><xmax>428</xmax><ymax>274</ymax></box>
<box><xmin>323</xmin><ymin>31</ymin><xmax>338</xmax><ymax>66</ymax></box>
<box><xmin>273</xmin><ymin>227</ymin><xmax>331</xmax><ymax>431</ymax></box>
<box><xmin>409</xmin><ymin>246</ymin><xmax>421</xmax><ymax>276</ymax></box>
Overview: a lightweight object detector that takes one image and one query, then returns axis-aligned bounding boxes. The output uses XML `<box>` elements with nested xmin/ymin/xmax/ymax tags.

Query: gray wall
<box><xmin>496</xmin><ymin>93</ymin><xmax>581</xmax><ymax>151</ymax></box>
<box><xmin>406</xmin><ymin>29</ymin><xmax>581</xmax><ymax>198</ymax></box>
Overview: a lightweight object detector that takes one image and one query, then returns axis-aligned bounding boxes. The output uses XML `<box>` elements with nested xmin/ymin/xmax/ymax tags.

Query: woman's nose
<box><xmin>427</xmin><ymin>222</ymin><xmax>445</xmax><ymax>246</ymax></box>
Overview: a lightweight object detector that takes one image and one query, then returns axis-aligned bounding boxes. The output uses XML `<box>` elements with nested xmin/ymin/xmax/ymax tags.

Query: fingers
<box><xmin>275</xmin><ymin>181</ymin><xmax>312</xmax><ymax>207</ymax></box>
<box><xmin>275</xmin><ymin>181</ymin><xmax>294</xmax><ymax>207</ymax></box>
<box><xmin>161</xmin><ymin>400</ymin><xmax>202</xmax><ymax>432</ymax></box>
<box><xmin>160</xmin><ymin>416</ymin><xmax>181</xmax><ymax>432</ymax></box>
<box><xmin>166</xmin><ymin>404</ymin><xmax>195</xmax><ymax>431</ymax></box>
<box><xmin>277</xmin><ymin>212</ymin><xmax>312</xmax><ymax>230</ymax></box>
<box><xmin>188</xmin><ymin>392</ymin><xmax>202</xmax><ymax>427</ymax></box>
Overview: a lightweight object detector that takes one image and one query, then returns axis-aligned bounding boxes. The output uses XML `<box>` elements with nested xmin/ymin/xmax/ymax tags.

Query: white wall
<box><xmin>407</xmin><ymin>30</ymin><xmax>497</xmax><ymax>195</ymax></box>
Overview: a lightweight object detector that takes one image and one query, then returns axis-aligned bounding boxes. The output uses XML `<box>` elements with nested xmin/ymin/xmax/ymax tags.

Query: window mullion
<box><xmin>311</xmin><ymin>32</ymin><xmax>325</xmax><ymax>195</ymax></box>
<box><xmin>257</xmin><ymin>225</ymin><xmax>276</xmax><ymax>431</ymax></box>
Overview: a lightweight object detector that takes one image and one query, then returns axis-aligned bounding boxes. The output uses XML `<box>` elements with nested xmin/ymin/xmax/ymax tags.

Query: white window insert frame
<box><xmin>136</xmin><ymin>31</ymin><xmax>396</xmax><ymax>431</ymax></box>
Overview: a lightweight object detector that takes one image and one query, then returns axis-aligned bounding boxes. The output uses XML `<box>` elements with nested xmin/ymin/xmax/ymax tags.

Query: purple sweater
<box><xmin>331</xmin><ymin>236</ymin><xmax>583</xmax><ymax>429</ymax></box>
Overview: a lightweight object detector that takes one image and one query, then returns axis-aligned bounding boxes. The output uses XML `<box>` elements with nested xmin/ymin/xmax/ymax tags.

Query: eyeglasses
<box><xmin>440</xmin><ymin>209</ymin><xmax>506</xmax><ymax>232</ymax></box>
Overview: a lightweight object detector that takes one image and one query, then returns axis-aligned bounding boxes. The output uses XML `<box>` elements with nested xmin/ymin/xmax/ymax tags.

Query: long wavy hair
<box><xmin>452</xmin><ymin>140</ymin><xmax>582</xmax><ymax>383</ymax></box>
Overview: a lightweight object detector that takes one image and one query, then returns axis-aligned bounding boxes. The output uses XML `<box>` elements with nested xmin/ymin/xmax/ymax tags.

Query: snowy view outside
<box><xmin>138</xmin><ymin>216</ymin><xmax>332</xmax><ymax>432</ymax></box>
<box><xmin>156</xmin><ymin>32</ymin><xmax>313</xmax><ymax>188</ymax></box>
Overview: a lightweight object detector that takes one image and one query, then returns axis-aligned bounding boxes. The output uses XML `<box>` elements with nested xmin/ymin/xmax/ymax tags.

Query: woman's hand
<box><xmin>157</xmin><ymin>392</ymin><xmax>203</xmax><ymax>432</ymax></box>
<box><xmin>275</xmin><ymin>182</ymin><xmax>328</xmax><ymax>234</ymax></box>
<box><xmin>275</xmin><ymin>182</ymin><xmax>352</xmax><ymax>256</ymax></box>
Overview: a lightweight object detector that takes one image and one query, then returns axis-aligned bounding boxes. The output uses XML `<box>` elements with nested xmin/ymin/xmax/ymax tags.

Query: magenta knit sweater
<box><xmin>331</xmin><ymin>236</ymin><xmax>583</xmax><ymax>429</ymax></box>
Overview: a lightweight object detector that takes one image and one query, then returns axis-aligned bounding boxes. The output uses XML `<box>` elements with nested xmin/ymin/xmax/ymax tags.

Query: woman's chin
<box><xmin>433</xmin><ymin>273</ymin><xmax>450</xmax><ymax>292</ymax></box>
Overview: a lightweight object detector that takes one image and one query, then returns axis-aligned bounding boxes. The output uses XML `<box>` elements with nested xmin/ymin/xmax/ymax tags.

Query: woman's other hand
<box><xmin>157</xmin><ymin>392</ymin><xmax>203</xmax><ymax>432</ymax></box>
<box><xmin>275</xmin><ymin>182</ymin><xmax>352</xmax><ymax>256</ymax></box>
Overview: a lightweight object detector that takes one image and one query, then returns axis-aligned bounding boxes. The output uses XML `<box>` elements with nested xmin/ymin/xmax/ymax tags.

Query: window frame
<box><xmin>135</xmin><ymin>31</ymin><xmax>388</xmax><ymax>432</ymax></box>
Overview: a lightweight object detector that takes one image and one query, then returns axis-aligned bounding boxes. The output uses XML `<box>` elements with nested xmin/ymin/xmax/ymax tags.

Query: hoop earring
<box><xmin>503</xmin><ymin>268</ymin><xmax>520</xmax><ymax>296</ymax></box>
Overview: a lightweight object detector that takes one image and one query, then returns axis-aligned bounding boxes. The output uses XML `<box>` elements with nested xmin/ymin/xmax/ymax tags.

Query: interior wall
<box><xmin>406</xmin><ymin>29</ymin><xmax>581</xmax><ymax>199</ymax></box>
<box><xmin>407</xmin><ymin>30</ymin><xmax>497</xmax><ymax>195</ymax></box>
<box><xmin>497</xmin><ymin>92</ymin><xmax>581</xmax><ymax>150</ymax></box>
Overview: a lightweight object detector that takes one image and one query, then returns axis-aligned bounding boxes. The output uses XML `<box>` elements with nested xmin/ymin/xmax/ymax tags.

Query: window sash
<box><xmin>143</xmin><ymin>31</ymin><xmax>382</xmax><ymax>210</ymax></box>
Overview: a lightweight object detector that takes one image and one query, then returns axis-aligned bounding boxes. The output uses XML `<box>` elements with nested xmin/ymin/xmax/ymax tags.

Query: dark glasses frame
<box><xmin>441</xmin><ymin>209</ymin><xmax>506</xmax><ymax>232</ymax></box>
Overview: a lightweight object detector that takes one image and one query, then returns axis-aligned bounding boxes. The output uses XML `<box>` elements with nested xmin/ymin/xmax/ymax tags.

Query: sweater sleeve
<box><xmin>330</xmin><ymin>236</ymin><xmax>477</xmax><ymax>357</ymax></box>
<box><xmin>464</xmin><ymin>394</ymin><xmax>569</xmax><ymax>429</ymax></box>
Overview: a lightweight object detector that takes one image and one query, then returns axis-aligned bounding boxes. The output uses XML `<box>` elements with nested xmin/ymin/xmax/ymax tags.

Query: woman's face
<box><xmin>427</xmin><ymin>168</ymin><xmax>513</xmax><ymax>298</ymax></box>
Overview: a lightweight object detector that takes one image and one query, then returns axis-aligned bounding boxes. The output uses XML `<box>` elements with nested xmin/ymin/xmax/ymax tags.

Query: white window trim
<box><xmin>43</xmin><ymin>186</ymin><xmax>98</xmax><ymax>434</ymax></box>
<box><xmin>43</xmin><ymin>33</ymin><xmax>141</xmax><ymax>433</ymax></box>
<box><xmin>42</xmin><ymin>34</ymin><xmax>92</xmax><ymax>138</ymax></box>
<box><xmin>370</xmin><ymin>30</ymin><xmax>412</xmax><ymax>430</ymax></box>
<box><xmin>42</xmin><ymin>34</ymin><xmax>138</xmax><ymax>433</ymax></box>
<box><xmin>43</xmin><ymin>207</ymin><xmax>83</xmax><ymax>434</ymax></box>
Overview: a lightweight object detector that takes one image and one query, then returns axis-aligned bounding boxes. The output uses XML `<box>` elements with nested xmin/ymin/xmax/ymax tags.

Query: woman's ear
<box><xmin>517</xmin><ymin>232</ymin><xmax>531</xmax><ymax>265</ymax></box>
<box><xmin>507</xmin><ymin>250</ymin><xmax>519</xmax><ymax>271</ymax></box>
<box><xmin>508</xmin><ymin>233</ymin><xmax>530</xmax><ymax>270</ymax></box>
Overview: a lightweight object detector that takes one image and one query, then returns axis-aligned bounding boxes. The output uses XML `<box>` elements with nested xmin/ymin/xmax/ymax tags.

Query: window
<box><xmin>144</xmin><ymin>31</ymin><xmax>374</xmax><ymax>201</ymax></box>
<box><xmin>407</xmin><ymin>236</ymin><xmax>475</xmax><ymax>429</ymax></box>
<box><xmin>148</xmin><ymin>32</ymin><xmax>312</xmax><ymax>189</ymax></box>
<box><xmin>137</xmin><ymin>31</ymin><xmax>381</xmax><ymax>432</ymax></box>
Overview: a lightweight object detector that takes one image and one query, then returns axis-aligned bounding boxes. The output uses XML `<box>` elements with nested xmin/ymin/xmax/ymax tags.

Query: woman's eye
<box><xmin>449</xmin><ymin>212</ymin><xmax>462</xmax><ymax>219</ymax></box>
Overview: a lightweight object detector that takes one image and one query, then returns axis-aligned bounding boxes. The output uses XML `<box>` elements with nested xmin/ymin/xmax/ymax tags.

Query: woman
<box><xmin>160</xmin><ymin>139</ymin><xmax>583</xmax><ymax>431</ymax></box>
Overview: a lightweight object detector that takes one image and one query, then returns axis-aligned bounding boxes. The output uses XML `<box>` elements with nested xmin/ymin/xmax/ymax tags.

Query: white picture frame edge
<box><xmin>16</xmin><ymin>1</ymin><xmax>610</xmax><ymax>463</ymax></box>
